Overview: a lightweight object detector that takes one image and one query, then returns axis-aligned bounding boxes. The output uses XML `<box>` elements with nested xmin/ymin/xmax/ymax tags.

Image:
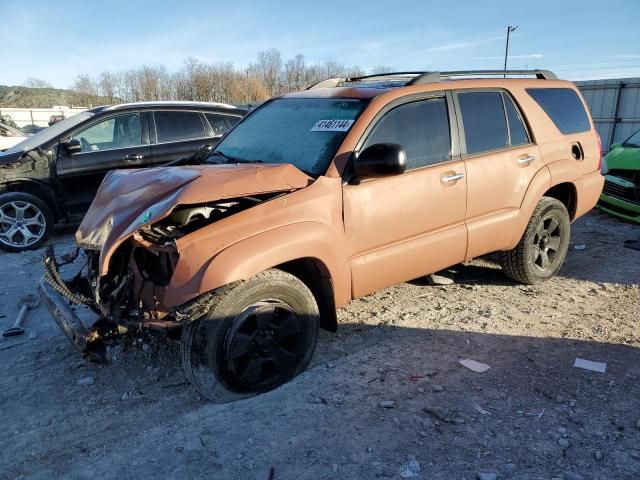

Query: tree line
<box><xmin>68</xmin><ymin>49</ymin><xmax>392</xmax><ymax>107</ymax></box>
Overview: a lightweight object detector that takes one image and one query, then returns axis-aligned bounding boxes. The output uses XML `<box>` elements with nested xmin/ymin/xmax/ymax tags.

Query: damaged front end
<box><xmin>39</xmin><ymin>163</ymin><xmax>311</xmax><ymax>361</ymax></box>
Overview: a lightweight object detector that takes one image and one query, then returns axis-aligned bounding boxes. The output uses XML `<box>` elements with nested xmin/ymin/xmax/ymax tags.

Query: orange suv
<box><xmin>40</xmin><ymin>70</ymin><xmax>604</xmax><ymax>400</ymax></box>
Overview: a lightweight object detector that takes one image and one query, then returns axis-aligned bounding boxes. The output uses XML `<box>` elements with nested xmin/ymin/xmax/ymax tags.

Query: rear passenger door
<box><xmin>149</xmin><ymin>110</ymin><xmax>216</xmax><ymax>165</ymax></box>
<box><xmin>454</xmin><ymin>90</ymin><xmax>542</xmax><ymax>259</ymax></box>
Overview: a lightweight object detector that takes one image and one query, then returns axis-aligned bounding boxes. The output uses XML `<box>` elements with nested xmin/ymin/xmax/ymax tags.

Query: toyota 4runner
<box><xmin>40</xmin><ymin>70</ymin><xmax>604</xmax><ymax>401</ymax></box>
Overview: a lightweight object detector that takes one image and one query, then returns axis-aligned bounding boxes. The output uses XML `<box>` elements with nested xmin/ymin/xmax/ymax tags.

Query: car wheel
<box><xmin>0</xmin><ymin>192</ymin><xmax>54</xmax><ymax>252</ymax></box>
<box><xmin>181</xmin><ymin>269</ymin><xmax>320</xmax><ymax>402</ymax></box>
<box><xmin>498</xmin><ymin>197</ymin><xmax>570</xmax><ymax>284</ymax></box>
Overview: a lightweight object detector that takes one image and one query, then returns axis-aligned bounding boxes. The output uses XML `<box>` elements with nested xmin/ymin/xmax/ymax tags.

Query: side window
<box><xmin>526</xmin><ymin>88</ymin><xmax>590</xmax><ymax>134</ymax></box>
<box><xmin>206</xmin><ymin>113</ymin><xmax>240</xmax><ymax>135</ymax></box>
<box><xmin>154</xmin><ymin>111</ymin><xmax>206</xmax><ymax>142</ymax></box>
<box><xmin>458</xmin><ymin>91</ymin><xmax>508</xmax><ymax>155</ymax></box>
<box><xmin>503</xmin><ymin>93</ymin><xmax>530</xmax><ymax>146</ymax></box>
<box><xmin>363</xmin><ymin>97</ymin><xmax>451</xmax><ymax>170</ymax></box>
<box><xmin>72</xmin><ymin>113</ymin><xmax>142</xmax><ymax>153</ymax></box>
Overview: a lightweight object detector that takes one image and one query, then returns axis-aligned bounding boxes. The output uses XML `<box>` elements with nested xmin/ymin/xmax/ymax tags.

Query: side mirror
<box><xmin>195</xmin><ymin>144</ymin><xmax>214</xmax><ymax>162</ymax></box>
<box><xmin>353</xmin><ymin>143</ymin><xmax>406</xmax><ymax>178</ymax></box>
<box><xmin>64</xmin><ymin>139</ymin><xmax>82</xmax><ymax>155</ymax></box>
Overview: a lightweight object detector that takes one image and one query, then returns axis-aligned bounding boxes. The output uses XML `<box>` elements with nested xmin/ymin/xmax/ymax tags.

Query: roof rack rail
<box><xmin>307</xmin><ymin>69</ymin><xmax>557</xmax><ymax>89</ymax></box>
<box><xmin>445</xmin><ymin>69</ymin><xmax>556</xmax><ymax>80</ymax></box>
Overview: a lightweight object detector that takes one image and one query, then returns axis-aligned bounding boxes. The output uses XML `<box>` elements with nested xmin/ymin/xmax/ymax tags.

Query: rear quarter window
<box><xmin>526</xmin><ymin>88</ymin><xmax>590</xmax><ymax>134</ymax></box>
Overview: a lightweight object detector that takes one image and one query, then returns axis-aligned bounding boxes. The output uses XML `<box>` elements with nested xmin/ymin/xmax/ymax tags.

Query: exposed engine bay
<box><xmin>42</xmin><ymin>193</ymin><xmax>280</xmax><ymax>360</ymax></box>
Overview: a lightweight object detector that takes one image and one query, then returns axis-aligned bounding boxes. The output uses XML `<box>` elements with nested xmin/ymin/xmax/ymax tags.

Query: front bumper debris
<box><xmin>39</xmin><ymin>248</ymin><xmax>108</xmax><ymax>361</ymax></box>
<box><xmin>38</xmin><ymin>279</ymin><xmax>91</xmax><ymax>355</ymax></box>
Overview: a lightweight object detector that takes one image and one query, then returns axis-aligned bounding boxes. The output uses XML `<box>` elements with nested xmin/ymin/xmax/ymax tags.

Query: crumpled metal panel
<box><xmin>75</xmin><ymin>163</ymin><xmax>312</xmax><ymax>275</ymax></box>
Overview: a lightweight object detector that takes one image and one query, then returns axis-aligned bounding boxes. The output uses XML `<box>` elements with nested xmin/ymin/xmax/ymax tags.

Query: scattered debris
<box><xmin>76</xmin><ymin>376</ymin><xmax>95</xmax><ymax>387</ymax></box>
<box><xmin>0</xmin><ymin>340</ymin><xmax>27</xmax><ymax>351</ymax></box>
<box><xmin>423</xmin><ymin>405</ymin><xmax>465</xmax><ymax>424</ymax></box>
<box><xmin>477</xmin><ymin>473</ymin><xmax>497</xmax><ymax>480</ymax></box>
<box><xmin>594</xmin><ymin>450</ymin><xmax>603</xmax><ymax>461</ymax></box>
<box><xmin>121</xmin><ymin>392</ymin><xmax>129</xmax><ymax>401</ymax></box>
<box><xmin>473</xmin><ymin>402</ymin><xmax>492</xmax><ymax>416</ymax></box>
<box><xmin>573</xmin><ymin>358</ymin><xmax>607</xmax><ymax>373</ymax></box>
<box><xmin>399</xmin><ymin>458</ymin><xmax>421</xmax><ymax>478</ymax></box>
<box><xmin>432</xmin><ymin>384</ymin><xmax>444</xmax><ymax>392</ymax></box>
<box><xmin>426</xmin><ymin>273</ymin><xmax>454</xmax><ymax>286</ymax></box>
<box><xmin>623</xmin><ymin>234</ymin><xmax>640</xmax><ymax>252</ymax></box>
<box><xmin>562</xmin><ymin>472</ymin><xmax>585</xmax><ymax>480</ymax></box>
<box><xmin>573</xmin><ymin>244</ymin><xmax>586</xmax><ymax>250</ymax></box>
<box><xmin>459</xmin><ymin>359</ymin><xmax>491</xmax><ymax>373</ymax></box>
<box><xmin>2</xmin><ymin>293</ymin><xmax>40</xmax><ymax>338</ymax></box>
<box><xmin>525</xmin><ymin>408</ymin><xmax>545</xmax><ymax>419</ymax></box>
<box><xmin>558</xmin><ymin>438</ymin><xmax>571</xmax><ymax>449</ymax></box>
<box><xmin>378</xmin><ymin>400</ymin><xmax>395</xmax><ymax>409</ymax></box>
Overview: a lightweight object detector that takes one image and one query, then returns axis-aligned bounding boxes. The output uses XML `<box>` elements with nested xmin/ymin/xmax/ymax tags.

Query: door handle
<box><xmin>441</xmin><ymin>173</ymin><xmax>465</xmax><ymax>183</ymax></box>
<box><xmin>124</xmin><ymin>153</ymin><xmax>143</xmax><ymax>163</ymax></box>
<box><xmin>518</xmin><ymin>155</ymin><xmax>536</xmax><ymax>165</ymax></box>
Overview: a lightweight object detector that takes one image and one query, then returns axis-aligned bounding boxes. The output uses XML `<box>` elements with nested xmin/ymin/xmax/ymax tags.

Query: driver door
<box><xmin>343</xmin><ymin>94</ymin><xmax>468</xmax><ymax>298</ymax></box>
<box><xmin>56</xmin><ymin>111</ymin><xmax>150</xmax><ymax>215</ymax></box>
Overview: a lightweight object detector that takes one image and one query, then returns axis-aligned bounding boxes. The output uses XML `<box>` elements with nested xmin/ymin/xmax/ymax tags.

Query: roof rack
<box><xmin>307</xmin><ymin>69</ymin><xmax>557</xmax><ymax>89</ymax></box>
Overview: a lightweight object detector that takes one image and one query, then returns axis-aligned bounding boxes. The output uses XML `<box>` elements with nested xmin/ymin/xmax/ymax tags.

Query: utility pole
<box><xmin>503</xmin><ymin>25</ymin><xmax>518</xmax><ymax>76</ymax></box>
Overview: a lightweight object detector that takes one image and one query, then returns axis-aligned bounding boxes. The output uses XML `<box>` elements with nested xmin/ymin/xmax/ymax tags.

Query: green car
<box><xmin>598</xmin><ymin>128</ymin><xmax>640</xmax><ymax>223</ymax></box>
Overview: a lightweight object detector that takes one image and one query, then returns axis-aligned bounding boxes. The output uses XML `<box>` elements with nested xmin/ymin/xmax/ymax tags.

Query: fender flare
<box><xmin>504</xmin><ymin>165</ymin><xmax>552</xmax><ymax>250</ymax></box>
<box><xmin>505</xmin><ymin>159</ymin><xmax>580</xmax><ymax>250</ymax></box>
<box><xmin>164</xmin><ymin>222</ymin><xmax>350</xmax><ymax>309</ymax></box>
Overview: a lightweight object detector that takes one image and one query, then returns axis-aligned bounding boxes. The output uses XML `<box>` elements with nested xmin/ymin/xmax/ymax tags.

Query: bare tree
<box><xmin>251</xmin><ymin>48</ymin><xmax>283</xmax><ymax>96</ymax></box>
<box><xmin>72</xmin><ymin>74</ymin><xmax>99</xmax><ymax>106</ymax></box>
<box><xmin>24</xmin><ymin>77</ymin><xmax>52</xmax><ymax>88</ymax></box>
<box><xmin>70</xmin><ymin>49</ymin><xmax>388</xmax><ymax>107</ymax></box>
<box><xmin>99</xmin><ymin>72</ymin><xmax>117</xmax><ymax>103</ymax></box>
<box><xmin>283</xmin><ymin>54</ymin><xmax>307</xmax><ymax>91</ymax></box>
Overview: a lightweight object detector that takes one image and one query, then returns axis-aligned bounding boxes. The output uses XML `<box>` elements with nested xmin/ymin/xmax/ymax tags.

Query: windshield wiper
<box><xmin>208</xmin><ymin>151</ymin><xmax>263</xmax><ymax>164</ymax></box>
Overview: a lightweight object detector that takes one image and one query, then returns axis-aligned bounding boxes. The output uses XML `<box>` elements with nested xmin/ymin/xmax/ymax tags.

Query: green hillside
<box><xmin>0</xmin><ymin>85</ymin><xmax>115</xmax><ymax>108</ymax></box>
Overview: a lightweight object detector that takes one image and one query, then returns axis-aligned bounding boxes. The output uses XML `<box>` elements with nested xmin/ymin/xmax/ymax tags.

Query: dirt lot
<box><xmin>0</xmin><ymin>209</ymin><xmax>638</xmax><ymax>480</ymax></box>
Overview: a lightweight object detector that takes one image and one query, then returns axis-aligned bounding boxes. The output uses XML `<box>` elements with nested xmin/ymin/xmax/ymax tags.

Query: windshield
<box><xmin>622</xmin><ymin>128</ymin><xmax>640</xmax><ymax>148</ymax></box>
<box><xmin>209</xmin><ymin>98</ymin><xmax>367</xmax><ymax>175</ymax></box>
<box><xmin>2</xmin><ymin>111</ymin><xmax>95</xmax><ymax>154</ymax></box>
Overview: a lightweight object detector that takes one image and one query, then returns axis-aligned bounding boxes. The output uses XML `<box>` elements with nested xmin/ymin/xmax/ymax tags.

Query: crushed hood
<box><xmin>75</xmin><ymin>163</ymin><xmax>312</xmax><ymax>273</ymax></box>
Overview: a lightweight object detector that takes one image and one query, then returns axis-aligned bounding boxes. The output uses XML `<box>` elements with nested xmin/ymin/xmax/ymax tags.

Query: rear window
<box><xmin>205</xmin><ymin>113</ymin><xmax>241</xmax><ymax>135</ymax></box>
<box><xmin>458</xmin><ymin>91</ymin><xmax>509</xmax><ymax>155</ymax></box>
<box><xmin>154</xmin><ymin>111</ymin><xmax>206</xmax><ymax>142</ymax></box>
<box><xmin>526</xmin><ymin>88</ymin><xmax>590</xmax><ymax>134</ymax></box>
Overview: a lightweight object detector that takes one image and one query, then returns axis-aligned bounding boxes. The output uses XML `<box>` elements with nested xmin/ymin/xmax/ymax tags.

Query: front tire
<box><xmin>181</xmin><ymin>269</ymin><xmax>320</xmax><ymax>401</ymax></box>
<box><xmin>0</xmin><ymin>192</ymin><xmax>53</xmax><ymax>252</ymax></box>
<box><xmin>498</xmin><ymin>197</ymin><xmax>570</xmax><ymax>284</ymax></box>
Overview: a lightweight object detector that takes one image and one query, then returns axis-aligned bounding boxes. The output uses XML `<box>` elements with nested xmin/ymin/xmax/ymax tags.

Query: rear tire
<box><xmin>0</xmin><ymin>192</ymin><xmax>53</xmax><ymax>252</ymax></box>
<box><xmin>498</xmin><ymin>197</ymin><xmax>570</xmax><ymax>284</ymax></box>
<box><xmin>181</xmin><ymin>269</ymin><xmax>320</xmax><ymax>402</ymax></box>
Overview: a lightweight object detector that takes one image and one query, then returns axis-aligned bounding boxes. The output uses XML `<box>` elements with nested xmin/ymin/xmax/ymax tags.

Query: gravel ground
<box><xmin>0</xmin><ymin>209</ymin><xmax>638</xmax><ymax>480</ymax></box>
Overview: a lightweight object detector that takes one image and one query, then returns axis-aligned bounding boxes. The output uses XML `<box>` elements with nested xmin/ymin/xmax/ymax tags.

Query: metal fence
<box><xmin>0</xmin><ymin>107</ymin><xmax>87</xmax><ymax>128</ymax></box>
<box><xmin>576</xmin><ymin>77</ymin><xmax>640</xmax><ymax>152</ymax></box>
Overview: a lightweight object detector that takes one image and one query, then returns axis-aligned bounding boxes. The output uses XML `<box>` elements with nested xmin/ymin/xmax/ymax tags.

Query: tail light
<box><xmin>594</xmin><ymin>130</ymin><xmax>602</xmax><ymax>171</ymax></box>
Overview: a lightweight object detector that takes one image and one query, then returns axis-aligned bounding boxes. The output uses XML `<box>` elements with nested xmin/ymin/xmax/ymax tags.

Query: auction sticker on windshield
<box><xmin>311</xmin><ymin>119</ymin><xmax>355</xmax><ymax>132</ymax></box>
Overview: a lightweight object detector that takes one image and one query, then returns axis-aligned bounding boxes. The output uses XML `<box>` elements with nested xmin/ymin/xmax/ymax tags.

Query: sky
<box><xmin>0</xmin><ymin>0</ymin><xmax>638</xmax><ymax>88</ymax></box>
